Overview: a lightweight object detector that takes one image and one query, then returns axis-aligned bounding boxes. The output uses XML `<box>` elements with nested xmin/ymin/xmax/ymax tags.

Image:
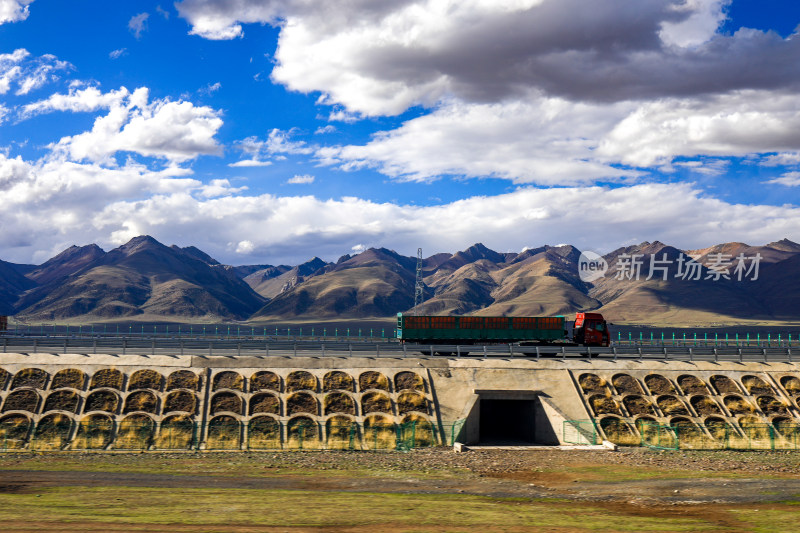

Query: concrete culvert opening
<box><xmin>475</xmin><ymin>392</ymin><xmax>559</xmax><ymax>446</ymax></box>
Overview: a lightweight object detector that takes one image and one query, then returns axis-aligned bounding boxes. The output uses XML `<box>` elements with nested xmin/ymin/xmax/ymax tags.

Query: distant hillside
<box><xmin>1</xmin><ymin>236</ymin><xmax>800</xmax><ymax>325</ymax></box>
<box><xmin>12</xmin><ymin>236</ymin><xmax>265</xmax><ymax>321</ymax></box>
<box><xmin>250</xmin><ymin>249</ymin><xmax>415</xmax><ymax>320</ymax></box>
<box><xmin>243</xmin><ymin>257</ymin><xmax>327</xmax><ymax>299</ymax></box>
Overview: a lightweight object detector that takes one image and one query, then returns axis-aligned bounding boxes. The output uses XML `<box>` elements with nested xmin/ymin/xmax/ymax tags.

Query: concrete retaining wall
<box><xmin>2</xmin><ymin>352</ymin><xmax>800</xmax><ymax>449</ymax></box>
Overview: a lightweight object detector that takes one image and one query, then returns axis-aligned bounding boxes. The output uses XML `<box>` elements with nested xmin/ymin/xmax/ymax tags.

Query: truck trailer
<box><xmin>396</xmin><ymin>312</ymin><xmax>609</xmax><ymax>350</ymax></box>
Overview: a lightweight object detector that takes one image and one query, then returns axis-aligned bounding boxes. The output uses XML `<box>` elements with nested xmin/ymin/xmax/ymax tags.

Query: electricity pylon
<box><xmin>413</xmin><ymin>247</ymin><xmax>424</xmax><ymax>316</ymax></box>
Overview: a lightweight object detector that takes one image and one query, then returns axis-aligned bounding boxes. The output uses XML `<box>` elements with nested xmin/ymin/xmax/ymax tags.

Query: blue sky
<box><xmin>1</xmin><ymin>0</ymin><xmax>800</xmax><ymax>266</ymax></box>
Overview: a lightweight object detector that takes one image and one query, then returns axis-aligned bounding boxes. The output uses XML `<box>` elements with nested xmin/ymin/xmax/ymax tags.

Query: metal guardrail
<box><xmin>0</xmin><ymin>335</ymin><xmax>798</xmax><ymax>362</ymax></box>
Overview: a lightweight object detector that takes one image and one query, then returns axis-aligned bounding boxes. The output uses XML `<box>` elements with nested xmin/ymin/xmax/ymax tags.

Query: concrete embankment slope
<box><xmin>0</xmin><ymin>353</ymin><xmax>799</xmax><ymax>449</ymax></box>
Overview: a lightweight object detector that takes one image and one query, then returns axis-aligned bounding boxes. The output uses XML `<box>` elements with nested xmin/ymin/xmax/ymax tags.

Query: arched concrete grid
<box><xmin>574</xmin><ymin>369</ymin><xmax>800</xmax><ymax>442</ymax></box>
<box><xmin>0</xmin><ymin>364</ymin><xmax>432</xmax><ymax>449</ymax></box>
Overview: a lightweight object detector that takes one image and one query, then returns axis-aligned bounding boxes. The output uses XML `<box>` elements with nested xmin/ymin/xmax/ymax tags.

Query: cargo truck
<box><xmin>396</xmin><ymin>312</ymin><xmax>609</xmax><ymax>352</ymax></box>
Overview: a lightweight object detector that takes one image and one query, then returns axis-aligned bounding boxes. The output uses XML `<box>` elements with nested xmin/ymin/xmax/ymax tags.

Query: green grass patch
<box><xmin>0</xmin><ymin>486</ymin><xmax>721</xmax><ymax>532</ymax></box>
<box><xmin>0</xmin><ymin>452</ymin><xmax>469</xmax><ymax>481</ymax></box>
<box><xmin>728</xmin><ymin>509</ymin><xmax>800</xmax><ymax>533</ymax></box>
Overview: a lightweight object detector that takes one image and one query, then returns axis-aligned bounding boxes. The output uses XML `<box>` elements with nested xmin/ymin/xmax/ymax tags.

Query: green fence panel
<box><xmin>563</xmin><ymin>420</ymin><xmax>599</xmax><ymax>445</ymax></box>
<box><xmin>638</xmin><ymin>420</ymin><xmax>679</xmax><ymax>450</ymax></box>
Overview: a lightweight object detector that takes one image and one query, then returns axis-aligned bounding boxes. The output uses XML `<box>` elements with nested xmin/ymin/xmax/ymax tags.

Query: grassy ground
<box><xmin>1</xmin><ymin>450</ymin><xmax>800</xmax><ymax>532</ymax></box>
<box><xmin>0</xmin><ymin>486</ymin><xmax>720</xmax><ymax>532</ymax></box>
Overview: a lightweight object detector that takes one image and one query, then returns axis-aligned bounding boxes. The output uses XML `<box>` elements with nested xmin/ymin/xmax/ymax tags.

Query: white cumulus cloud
<box><xmin>287</xmin><ymin>174</ymin><xmax>314</xmax><ymax>184</ymax></box>
<box><xmin>179</xmin><ymin>0</ymin><xmax>800</xmax><ymax>116</ymax></box>
<box><xmin>49</xmin><ymin>87</ymin><xmax>223</xmax><ymax>164</ymax></box>
<box><xmin>0</xmin><ymin>49</ymin><xmax>70</xmax><ymax>96</ymax></box>
<box><xmin>319</xmin><ymin>96</ymin><xmax>640</xmax><ymax>185</ymax></box>
<box><xmin>0</xmin><ymin>0</ymin><xmax>33</xmax><ymax>25</ymax></box>
<box><xmin>20</xmin><ymin>86</ymin><xmax>130</xmax><ymax>119</ymax></box>
<box><xmin>598</xmin><ymin>90</ymin><xmax>800</xmax><ymax>167</ymax></box>
<box><xmin>129</xmin><ymin>12</ymin><xmax>150</xmax><ymax>39</ymax></box>
<box><xmin>766</xmin><ymin>172</ymin><xmax>800</xmax><ymax>187</ymax></box>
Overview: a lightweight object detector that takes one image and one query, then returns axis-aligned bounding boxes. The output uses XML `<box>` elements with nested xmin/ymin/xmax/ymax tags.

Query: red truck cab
<box><xmin>573</xmin><ymin>312</ymin><xmax>609</xmax><ymax>347</ymax></box>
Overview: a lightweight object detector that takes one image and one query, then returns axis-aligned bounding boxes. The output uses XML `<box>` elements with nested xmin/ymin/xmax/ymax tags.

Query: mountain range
<box><xmin>1</xmin><ymin>235</ymin><xmax>799</xmax><ymax>325</ymax></box>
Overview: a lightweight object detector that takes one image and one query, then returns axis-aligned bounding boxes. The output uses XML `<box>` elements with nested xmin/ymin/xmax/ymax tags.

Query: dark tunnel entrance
<box><xmin>479</xmin><ymin>399</ymin><xmax>537</xmax><ymax>444</ymax></box>
<box><xmin>473</xmin><ymin>391</ymin><xmax>560</xmax><ymax>445</ymax></box>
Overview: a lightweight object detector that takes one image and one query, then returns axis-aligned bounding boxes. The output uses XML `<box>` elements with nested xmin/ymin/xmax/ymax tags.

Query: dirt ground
<box><xmin>1</xmin><ymin>447</ymin><xmax>800</xmax><ymax>501</ymax></box>
<box><xmin>2</xmin><ymin>447</ymin><xmax>800</xmax><ymax>531</ymax></box>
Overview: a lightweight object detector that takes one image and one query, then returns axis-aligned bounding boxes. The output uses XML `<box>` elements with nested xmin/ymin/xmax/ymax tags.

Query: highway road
<box><xmin>1</xmin><ymin>334</ymin><xmax>798</xmax><ymax>363</ymax></box>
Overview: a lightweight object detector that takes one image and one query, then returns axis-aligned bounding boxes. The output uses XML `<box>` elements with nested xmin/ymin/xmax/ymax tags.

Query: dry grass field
<box><xmin>0</xmin><ymin>448</ymin><xmax>800</xmax><ymax>532</ymax></box>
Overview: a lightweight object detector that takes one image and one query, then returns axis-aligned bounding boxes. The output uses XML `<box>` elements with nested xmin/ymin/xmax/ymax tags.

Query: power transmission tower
<box><xmin>413</xmin><ymin>247</ymin><xmax>424</xmax><ymax>316</ymax></box>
